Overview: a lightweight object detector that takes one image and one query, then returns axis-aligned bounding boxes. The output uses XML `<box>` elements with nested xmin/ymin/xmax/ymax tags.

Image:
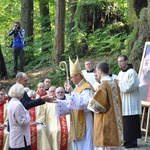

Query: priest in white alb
<box><xmin>82</xmin><ymin>60</ymin><xmax>99</xmax><ymax>91</ymax></box>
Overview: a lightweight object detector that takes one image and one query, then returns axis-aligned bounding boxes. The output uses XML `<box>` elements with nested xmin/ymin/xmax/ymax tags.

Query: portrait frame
<box><xmin>138</xmin><ymin>42</ymin><xmax>150</xmax><ymax>101</ymax></box>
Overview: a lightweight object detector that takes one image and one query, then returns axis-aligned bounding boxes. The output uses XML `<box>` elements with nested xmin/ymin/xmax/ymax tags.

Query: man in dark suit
<box><xmin>13</xmin><ymin>72</ymin><xmax>54</xmax><ymax>109</ymax></box>
<box><xmin>8</xmin><ymin>72</ymin><xmax>54</xmax><ymax>132</ymax></box>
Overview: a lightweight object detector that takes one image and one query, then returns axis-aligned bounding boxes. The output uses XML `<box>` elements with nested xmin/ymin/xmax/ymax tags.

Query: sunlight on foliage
<box><xmin>0</xmin><ymin>0</ymin><xmax>134</xmax><ymax>88</ymax></box>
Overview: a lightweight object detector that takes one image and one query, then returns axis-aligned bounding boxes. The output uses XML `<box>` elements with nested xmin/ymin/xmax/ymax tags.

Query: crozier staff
<box><xmin>53</xmin><ymin>57</ymin><xmax>94</xmax><ymax>150</ymax></box>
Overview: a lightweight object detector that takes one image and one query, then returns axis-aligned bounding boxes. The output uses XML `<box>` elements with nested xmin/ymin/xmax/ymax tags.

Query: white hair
<box><xmin>8</xmin><ymin>84</ymin><xmax>24</xmax><ymax>98</ymax></box>
<box><xmin>27</xmin><ymin>90</ymin><xmax>36</xmax><ymax>98</ymax></box>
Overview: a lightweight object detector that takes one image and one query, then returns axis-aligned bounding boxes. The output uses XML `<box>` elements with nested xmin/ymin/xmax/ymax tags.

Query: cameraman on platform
<box><xmin>8</xmin><ymin>21</ymin><xmax>25</xmax><ymax>77</ymax></box>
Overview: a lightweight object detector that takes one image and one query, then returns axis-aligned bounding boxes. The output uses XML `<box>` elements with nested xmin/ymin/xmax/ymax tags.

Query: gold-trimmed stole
<box><xmin>70</xmin><ymin>80</ymin><xmax>94</xmax><ymax>140</ymax></box>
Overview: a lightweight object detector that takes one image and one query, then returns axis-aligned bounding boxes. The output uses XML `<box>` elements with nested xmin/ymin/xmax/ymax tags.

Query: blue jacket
<box><xmin>8</xmin><ymin>28</ymin><xmax>25</xmax><ymax>48</ymax></box>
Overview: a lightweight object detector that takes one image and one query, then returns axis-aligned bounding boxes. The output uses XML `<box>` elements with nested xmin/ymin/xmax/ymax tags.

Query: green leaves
<box><xmin>82</xmin><ymin>22</ymin><xmax>128</xmax><ymax>57</ymax></box>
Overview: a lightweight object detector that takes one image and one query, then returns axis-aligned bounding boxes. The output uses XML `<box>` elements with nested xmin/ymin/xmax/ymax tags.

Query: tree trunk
<box><xmin>148</xmin><ymin>0</ymin><xmax>150</xmax><ymax>27</ymax></box>
<box><xmin>21</xmin><ymin>0</ymin><xmax>34</xmax><ymax>63</ymax></box>
<box><xmin>68</xmin><ymin>0</ymin><xmax>77</xmax><ymax>31</ymax></box>
<box><xmin>39</xmin><ymin>0</ymin><xmax>51</xmax><ymax>52</ymax></box>
<box><xmin>67</xmin><ymin>0</ymin><xmax>77</xmax><ymax>55</ymax></box>
<box><xmin>54</xmin><ymin>0</ymin><xmax>66</xmax><ymax>64</ymax></box>
<box><xmin>129</xmin><ymin>0</ymin><xmax>150</xmax><ymax>71</ymax></box>
<box><xmin>133</xmin><ymin>0</ymin><xmax>147</xmax><ymax>17</ymax></box>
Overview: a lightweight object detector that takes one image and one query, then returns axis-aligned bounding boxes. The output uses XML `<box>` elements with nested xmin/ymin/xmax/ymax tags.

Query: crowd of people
<box><xmin>0</xmin><ymin>54</ymin><xmax>142</xmax><ymax>150</ymax></box>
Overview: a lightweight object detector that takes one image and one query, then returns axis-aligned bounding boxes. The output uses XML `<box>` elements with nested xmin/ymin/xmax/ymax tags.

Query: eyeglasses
<box><xmin>70</xmin><ymin>75</ymin><xmax>77</xmax><ymax>79</ymax></box>
<box><xmin>49</xmin><ymin>91</ymin><xmax>55</xmax><ymax>93</ymax></box>
<box><xmin>30</xmin><ymin>96</ymin><xmax>36</xmax><ymax>99</ymax></box>
<box><xmin>56</xmin><ymin>91</ymin><xmax>64</xmax><ymax>93</ymax></box>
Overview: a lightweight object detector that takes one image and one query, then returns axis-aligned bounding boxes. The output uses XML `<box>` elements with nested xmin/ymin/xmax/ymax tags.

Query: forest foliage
<box><xmin>0</xmin><ymin>0</ymin><xmax>147</xmax><ymax>89</ymax></box>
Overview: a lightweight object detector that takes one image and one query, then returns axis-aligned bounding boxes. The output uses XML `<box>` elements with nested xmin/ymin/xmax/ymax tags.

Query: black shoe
<box><xmin>123</xmin><ymin>141</ymin><xmax>130</xmax><ymax>146</ymax></box>
<box><xmin>125</xmin><ymin>141</ymin><xmax>137</xmax><ymax>149</ymax></box>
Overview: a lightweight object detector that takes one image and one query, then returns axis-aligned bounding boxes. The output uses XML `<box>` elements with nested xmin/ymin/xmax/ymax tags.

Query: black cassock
<box><xmin>0</xmin><ymin>44</ymin><xmax>7</xmax><ymax>78</ymax></box>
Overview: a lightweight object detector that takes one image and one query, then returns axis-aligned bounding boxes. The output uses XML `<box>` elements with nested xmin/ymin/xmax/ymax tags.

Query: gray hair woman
<box><xmin>8</xmin><ymin>84</ymin><xmax>31</xmax><ymax>150</ymax></box>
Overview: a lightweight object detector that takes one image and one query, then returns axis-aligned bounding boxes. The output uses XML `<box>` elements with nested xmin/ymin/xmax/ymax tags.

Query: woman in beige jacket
<box><xmin>8</xmin><ymin>84</ymin><xmax>31</xmax><ymax>150</ymax></box>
